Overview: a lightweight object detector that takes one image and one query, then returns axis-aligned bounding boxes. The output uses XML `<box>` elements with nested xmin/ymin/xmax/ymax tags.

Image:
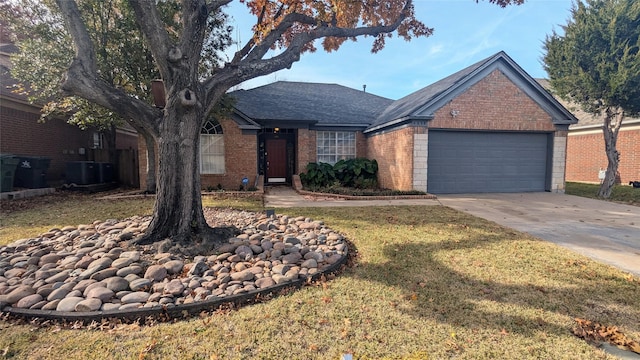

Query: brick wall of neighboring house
<box><xmin>367</xmin><ymin>126</ymin><xmax>426</xmax><ymax>191</ymax></box>
<box><xmin>115</xmin><ymin>130</ymin><xmax>139</xmax><ymax>150</ymax></box>
<box><xmin>429</xmin><ymin>69</ymin><xmax>556</xmax><ymax>132</ymax></box>
<box><xmin>566</xmin><ymin>126</ymin><xmax>640</xmax><ymax>184</ymax></box>
<box><xmin>1</xmin><ymin>101</ymin><xmax>95</xmax><ymax>185</ymax></box>
<box><xmin>138</xmin><ymin>117</ymin><xmax>257</xmax><ymax>191</ymax></box>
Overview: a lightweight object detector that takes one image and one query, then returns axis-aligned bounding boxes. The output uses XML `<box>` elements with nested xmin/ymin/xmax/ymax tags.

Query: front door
<box><xmin>266</xmin><ymin>138</ymin><xmax>287</xmax><ymax>183</ymax></box>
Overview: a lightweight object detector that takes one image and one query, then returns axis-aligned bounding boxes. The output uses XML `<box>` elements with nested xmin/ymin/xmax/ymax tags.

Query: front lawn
<box><xmin>566</xmin><ymin>182</ymin><xmax>640</xmax><ymax>206</ymax></box>
<box><xmin>0</xmin><ymin>194</ymin><xmax>638</xmax><ymax>359</ymax></box>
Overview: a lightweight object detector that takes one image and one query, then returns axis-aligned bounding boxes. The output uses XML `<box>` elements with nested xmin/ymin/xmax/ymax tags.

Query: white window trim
<box><xmin>316</xmin><ymin>131</ymin><xmax>356</xmax><ymax>165</ymax></box>
<box><xmin>200</xmin><ymin>120</ymin><xmax>225</xmax><ymax>174</ymax></box>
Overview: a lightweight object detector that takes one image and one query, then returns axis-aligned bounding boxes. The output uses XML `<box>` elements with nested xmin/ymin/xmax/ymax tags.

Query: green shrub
<box><xmin>299</xmin><ymin>162</ymin><xmax>336</xmax><ymax>188</ymax></box>
<box><xmin>300</xmin><ymin>158</ymin><xmax>379</xmax><ymax>190</ymax></box>
<box><xmin>333</xmin><ymin>158</ymin><xmax>378</xmax><ymax>188</ymax></box>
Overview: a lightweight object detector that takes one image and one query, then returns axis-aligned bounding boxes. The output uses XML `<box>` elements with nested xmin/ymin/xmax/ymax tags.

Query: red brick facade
<box><xmin>201</xmin><ymin>118</ymin><xmax>257</xmax><ymax>190</ymax></box>
<box><xmin>139</xmin><ymin>123</ymin><xmax>371</xmax><ymax>190</ymax></box>
<box><xmin>367</xmin><ymin>127</ymin><xmax>424</xmax><ymax>190</ymax></box>
<box><xmin>138</xmin><ymin>117</ymin><xmax>258</xmax><ymax>191</ymax></box>
<box><xmin>296</xmin><ymin>128</ymin><xmax>316</xmax><ymax>174</ymax></box>
<box><xmin>136</xmin><ymin>70</ymin><xmax>571</xmax><ymax>192</ymax></box>
<box><xmin>1</xmin><ymin>101</ymin><xmax>96</xmax><ymax>184</ymax></box>
<box><xmin>566</xmin><ymin>125</ymin><xmax>640</xmax><ymax>184</ymax></box>
<box><xmin>429</xmin><ymin>70</ymin><xmax>556</xmax><ymax>131</ymax></box>
<box><xmin>365</xmin><ymin>70</ymin><xmax>561</xmax><ymax>191</ymax></box>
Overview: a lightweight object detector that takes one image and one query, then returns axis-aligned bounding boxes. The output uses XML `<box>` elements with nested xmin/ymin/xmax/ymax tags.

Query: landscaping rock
<box><xmin>0</xmin><ymin>209</ymin><xmax>347</xmax><ymax>316</ymax></box>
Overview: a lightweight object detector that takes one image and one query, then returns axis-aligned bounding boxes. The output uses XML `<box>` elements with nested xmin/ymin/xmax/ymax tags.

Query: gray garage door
<box><xmin>427</xmin><ymin>131</ymin><xmax>549</xmax><ymax>194</ymax></box>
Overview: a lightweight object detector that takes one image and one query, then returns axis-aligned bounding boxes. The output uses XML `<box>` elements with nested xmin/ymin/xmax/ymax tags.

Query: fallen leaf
<box><xmin>500</xmin><ymin>328</ymin><xmax>509</xmax><ymax>336</ymax></box>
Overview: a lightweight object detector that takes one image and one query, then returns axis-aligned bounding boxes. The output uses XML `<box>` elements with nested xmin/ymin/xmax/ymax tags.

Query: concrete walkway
<box><xmin>265</xmin><ymin>187</ymin><xmax>640</xmax><ymax>276</ymax></box>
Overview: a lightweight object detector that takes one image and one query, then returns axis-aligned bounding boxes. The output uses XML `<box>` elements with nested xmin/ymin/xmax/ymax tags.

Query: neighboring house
<box><xmin>138</xmin><ymin>51</ymin><xmax>578</xmax><ymax>194</ymax></box>
<box><xmin>537</xmin><ymin>79</ymin><xmax>640</xmax><ymax>185</ymax></box>
<box><xmin>0</xmin><ymin>28</ymin><xmax>139</xmax><ymax>188</ymax></box>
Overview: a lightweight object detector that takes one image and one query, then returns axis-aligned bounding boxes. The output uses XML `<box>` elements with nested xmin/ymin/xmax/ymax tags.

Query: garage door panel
<box><xmin>427</xmin><ymin>131</ymin><xmax>548</xmax><ymax>194</ymax></box>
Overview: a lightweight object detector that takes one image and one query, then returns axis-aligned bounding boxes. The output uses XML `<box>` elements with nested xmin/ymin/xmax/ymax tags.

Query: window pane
<box><xmin>316</xmin><ymin>131</ymin><xmax>356</xmax><ymax>165</ymax></box>
<box><xmin>200</xmin><ymin>134</ymin><xmax>225</xmax><ymax>174</ymax></box>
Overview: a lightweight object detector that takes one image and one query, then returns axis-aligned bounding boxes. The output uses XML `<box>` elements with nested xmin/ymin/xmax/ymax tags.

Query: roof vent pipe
<box><xmin>363</xmin><ymin>84</ymin><xmax>366</xmax><ymax>92</ymax></box>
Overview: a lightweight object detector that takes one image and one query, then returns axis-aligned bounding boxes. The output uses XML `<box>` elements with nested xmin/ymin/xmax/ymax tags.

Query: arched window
<box><xmin>200</xmin><ymin>118</ymin><xmax>224</xmax><ymax>174</ymax></box>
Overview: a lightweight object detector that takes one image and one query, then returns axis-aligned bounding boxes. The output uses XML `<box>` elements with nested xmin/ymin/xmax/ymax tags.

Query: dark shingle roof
<box><xmin>230</xmin><ymin>81</ymin><xmax>393</xmax><ymax>126</ymax></box>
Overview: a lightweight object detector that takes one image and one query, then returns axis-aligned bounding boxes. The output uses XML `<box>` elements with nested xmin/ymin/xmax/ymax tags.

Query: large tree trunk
<box><xmin>598</xmin><ymin>107</ymin><xmax>623</xmax><ymax>198</ymax></box>
<box><xmin>137</xmin><ymin>99</ymin><xmax>207</xmax><ymax>244</ymax></box>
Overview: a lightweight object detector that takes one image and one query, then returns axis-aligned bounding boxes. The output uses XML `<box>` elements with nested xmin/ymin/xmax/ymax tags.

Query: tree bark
<box><xmin>598</xmin><ymin>107</ymin><xmax>623</xmax><ymax>198</ymax></box>
<box><xmin>135</xmin><ymin>94</ymin><xmax>212</xmax><ymax>245</ymax></box>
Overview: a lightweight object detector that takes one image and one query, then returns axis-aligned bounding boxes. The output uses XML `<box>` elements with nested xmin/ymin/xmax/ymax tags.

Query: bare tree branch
<box><xmin>206</xmin><ymin>0</ymin><xmax>233</xmax><ymax>13</ymax></box>
<box><xmin>128</xmin><ymin>0</ymin><xmax>171</xmax><ymax>79</ymax></box>
<box><xmin>55</xmin><ymin>0</ymin><xmax>161</xmax><ymax>137</ymax></box>
<box><xmin>206</xmin><ymin>1</ymin><xmax>411</xmax><ymax>102</ymax></box>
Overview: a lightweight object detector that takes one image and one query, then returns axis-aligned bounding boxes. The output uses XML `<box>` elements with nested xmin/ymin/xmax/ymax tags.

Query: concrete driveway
<box><xmin>438</xmin><ymin>192</ymin><xmax>640</xmax><ymax>276</ymax></box>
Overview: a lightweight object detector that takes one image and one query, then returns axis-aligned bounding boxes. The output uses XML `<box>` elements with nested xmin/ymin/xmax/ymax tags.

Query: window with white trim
<box><xmin>316</xmin><ymin>131</ymin><xmax>356</xmax><ymax>165</ymax></box>
<box><xmin>200</xmin><ymin>119</ymin><xmax>225</xmax><ymax>174</ymax></box>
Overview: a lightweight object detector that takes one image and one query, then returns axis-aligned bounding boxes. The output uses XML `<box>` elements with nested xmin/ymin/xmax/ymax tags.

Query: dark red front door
<box><xmin>266</xmin><ymin>138</ymin><xmax>287</xmax><ymax>182</ymax></box>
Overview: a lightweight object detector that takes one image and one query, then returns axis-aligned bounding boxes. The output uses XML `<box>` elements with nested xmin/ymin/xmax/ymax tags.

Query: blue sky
<box><xmin>224</xmin><ymin>0</ymin><xmax>574</xmax><ymax>99</ymax></box>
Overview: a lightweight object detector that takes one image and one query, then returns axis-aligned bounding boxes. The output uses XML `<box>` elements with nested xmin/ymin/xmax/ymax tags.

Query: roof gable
<box><xmin>367</xmin><ymin>51</ymin><xmax>578</xmax><ymax>133</ymax></box>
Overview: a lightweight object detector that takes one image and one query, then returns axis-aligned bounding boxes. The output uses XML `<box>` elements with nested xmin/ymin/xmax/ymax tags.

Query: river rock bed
<box><xmin>0</xmin><ymin>209</ymin><xmax>347</xmax><ymax>314</ymax></box>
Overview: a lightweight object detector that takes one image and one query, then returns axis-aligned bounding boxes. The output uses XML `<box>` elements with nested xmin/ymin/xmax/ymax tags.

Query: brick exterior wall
<box><xmin>1</xmin><ymin>100</ymin><xmax>96</xmax><ymax>185</ymax></box>
<box><xmin>367</xmin><ymin>69</ymin><xmax>565</xmax><ymax>192</ymax></box>
<box><xmin>138</xmin><ymin>117</ymin><xmax>257</xmax><ymax>191</ymax></box>
<box><xmin>566</xmin><ymin>126</ymin><xmax>640</xmax><ymax>184</ymax></box>
<box><xmin>355</xmin><ymin>131</ymin><xmax>367</xmax><ymax>158</ymax></box>
<box><xmin>428</xmin><ymin>70</ymin><xmax>556</xmax><ymax>131</ymax></box>
<box><xmin>366</xmin><ymin>127</ymin><xmax>426</xmax><ymax>191</ymax></box>
<box><xmin>296</xmin><ymin>128</ymin><xmax>316</xmax><ymax>174</ymax></box>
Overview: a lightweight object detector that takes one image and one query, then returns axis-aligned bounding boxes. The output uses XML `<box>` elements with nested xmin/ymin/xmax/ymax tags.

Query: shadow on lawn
<box><xmin>344</xmin><ymin>211</ymin><xmax>640</xmax><ymax>340</ymax></box>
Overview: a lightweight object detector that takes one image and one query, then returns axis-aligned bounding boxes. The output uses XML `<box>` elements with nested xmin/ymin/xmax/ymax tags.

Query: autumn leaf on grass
<box><xmin>500</xmin><ymin>328</ymin><xmax>509</xmax><ymax>336</ymax></box>
<box><xmin>341</xmin><ymin>318</ymin><xmax>352</xmax><ymax>339</ymax></box>
<box><xmin>309</xmin><ymin>344</ymin><xmax>319</xmax><ymax>352</ymax></box>
<box><xmin>138</xmin><ymin>340</ymin><xmax>157</xmax><ymax>360</ymax></box>
<box><xmin>321</xmin><ymin>296</ymin><xmax>332</xmax><ymax>304</ymax></box>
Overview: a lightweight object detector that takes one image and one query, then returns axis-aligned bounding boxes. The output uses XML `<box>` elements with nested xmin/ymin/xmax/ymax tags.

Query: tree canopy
<box><xmin>543</xmin><ymin>0</ymin><xmax>640</xmax><ymax>198</ymax></box>
<box><xmin>544</xmin><ymin>0</ymin><xmax>640</xmax><ymax>115</ymax></box>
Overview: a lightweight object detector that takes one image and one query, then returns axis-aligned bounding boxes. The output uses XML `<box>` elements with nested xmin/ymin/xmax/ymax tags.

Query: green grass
<box><xmin>0</xmin><ymin>194</ymin><xmax>638</xmax><ymax>359</ymax></box>
<box><xmin>566</xmin><ymin>182</ymin><xmax>640</xmax><ymax>206</ymax></box>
